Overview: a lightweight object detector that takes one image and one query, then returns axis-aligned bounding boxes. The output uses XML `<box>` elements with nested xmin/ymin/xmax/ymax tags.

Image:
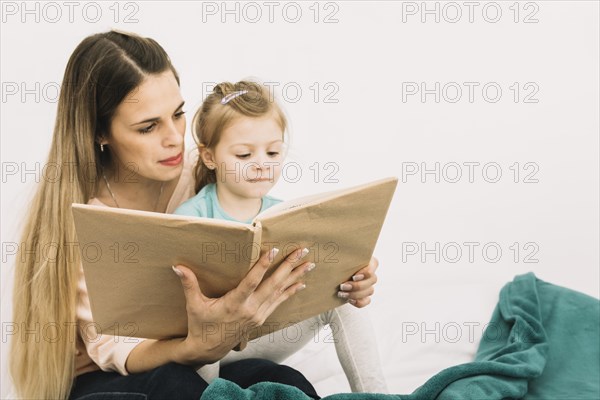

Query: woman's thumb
<box><xmin>172</xmin><ymin>265</ymin><xmax>207</xmax><ymax>303</ymax></box>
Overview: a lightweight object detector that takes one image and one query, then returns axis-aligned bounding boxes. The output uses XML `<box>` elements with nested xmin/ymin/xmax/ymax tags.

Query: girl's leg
<box><xmin>221</xmin><ymin>305</ymin><xmax>388</xmax><ymax>393</ymax></box>
<box><xmin>196</xmin><ymin>361</ymin><xmax>220</xmax><ymax>383</ymax></box>
<box><xmin>219</xmin><ymin>358</ymin><xmax>320</xmax><ymax>399</ymax></box>
<box><xmin>69</xmin><ymin>362</ymin><xmax>208</xmax><ymax>400</ymax></box>
<box><xmin>323</xmin><ymin>304</ymin><xmax>388</xmax><ymax>393</ymax></box>
<box><xmin>220</xmin><ymin>317</ymin><xmax>324</xmax><ymax>365</ymax></box>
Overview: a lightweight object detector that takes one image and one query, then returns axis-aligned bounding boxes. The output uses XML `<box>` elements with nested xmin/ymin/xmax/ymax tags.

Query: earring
<box><xmin>100</xmin><ymin>143</ymin><xmax>105</xmax><ymax>152</ymax></box>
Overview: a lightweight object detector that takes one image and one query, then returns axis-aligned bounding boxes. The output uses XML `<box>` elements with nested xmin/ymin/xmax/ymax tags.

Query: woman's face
<box><xmin>103</xmin><ymin>70</ymin><xmax>186</xmax><ymax>183</ymax></box>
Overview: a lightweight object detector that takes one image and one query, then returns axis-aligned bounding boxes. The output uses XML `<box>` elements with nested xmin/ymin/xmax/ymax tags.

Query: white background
<box><xmin>1</xmin><ymin>1</ymin><xmax>599</xmax><ymax>397</ymax></box>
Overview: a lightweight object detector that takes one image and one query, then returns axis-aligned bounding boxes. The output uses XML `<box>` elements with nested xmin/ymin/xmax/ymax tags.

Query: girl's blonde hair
<box><xmin>9</xmin><ymin>30</ymin><xmax>179</xmax><ymax>399</ymax></box>
<box><xmin>192</xmin><ymin>81</ymin><xmax>287</xmax><ymax>193</ymax></box>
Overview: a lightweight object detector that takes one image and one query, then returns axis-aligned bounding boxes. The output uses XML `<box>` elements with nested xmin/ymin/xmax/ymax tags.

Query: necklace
<box><xmin>102</xmin><ymin>174</ymin><xmax>164</xmax><ymax>212</ymax></box>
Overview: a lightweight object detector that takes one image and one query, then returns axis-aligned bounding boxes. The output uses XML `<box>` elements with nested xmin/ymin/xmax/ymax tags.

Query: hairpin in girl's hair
<box><xmin>220</xmin><ymin>90</ymin><xmax>248</xmax><ymax>105</ymax></box>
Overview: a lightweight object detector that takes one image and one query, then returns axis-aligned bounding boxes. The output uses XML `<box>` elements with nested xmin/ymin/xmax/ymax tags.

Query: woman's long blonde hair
<box><xmin>192</xmin><ymin>81</ymin><xmax>287</xmax><ymax>193</ymax></box>
<box><xmin>9</xmin><ymin>30</ymin><xmax>179</xmax><ymax>399</ymax></box>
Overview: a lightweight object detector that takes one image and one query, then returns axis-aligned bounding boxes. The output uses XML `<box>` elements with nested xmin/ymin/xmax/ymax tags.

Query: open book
<box><xmin>71</xmin><ymin>177</ymin><xmax>398</xmax><ymax>340</ymax></box>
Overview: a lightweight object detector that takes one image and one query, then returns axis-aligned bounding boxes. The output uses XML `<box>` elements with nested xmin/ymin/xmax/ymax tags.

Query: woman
<box><xmin>9</xmin><ymin>30</ymin><xmax>379</xmax><ymax>400</ymax></box>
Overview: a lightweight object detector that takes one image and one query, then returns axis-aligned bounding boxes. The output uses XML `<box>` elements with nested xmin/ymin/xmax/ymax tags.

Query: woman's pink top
<box><xmin>75</xmin><ymin>151</ymin><xmax>196</xmax><ymax>376</ymax></box>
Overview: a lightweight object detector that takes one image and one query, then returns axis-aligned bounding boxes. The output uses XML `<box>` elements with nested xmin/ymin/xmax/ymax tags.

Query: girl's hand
<box><xmin>171</xmin><ymin>247</ymin><xmax>313</xmax><ymax>365</ymax></box>
<box><xmin>337</xmin><ymin>256</ymin><xmax>379</xmax><ymax>308</ymax></box>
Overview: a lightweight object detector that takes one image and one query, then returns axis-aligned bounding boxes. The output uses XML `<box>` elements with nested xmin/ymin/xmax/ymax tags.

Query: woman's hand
<box><xmin>172</xmin><ymin>247</ymin><xmax>313</xmax><ymax>365</ymax></box>
<box><xmin>337</xmin><ymin>256</ymin><xmax>379</xmax><ymax>308</ymax></box>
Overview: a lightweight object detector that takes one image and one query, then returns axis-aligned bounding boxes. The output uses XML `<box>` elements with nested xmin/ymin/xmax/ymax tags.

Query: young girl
<box><xmin>174</xmin><ymin>81</ymin><xmax>388</xmax><ymax>393</ymax></box>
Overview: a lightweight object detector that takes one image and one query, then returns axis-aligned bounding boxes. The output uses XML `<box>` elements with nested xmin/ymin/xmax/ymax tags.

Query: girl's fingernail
<box><xmin>300</xmin><ymin>248</ymin><xmax>309</xmax><ymax>257</ymax></box>
<box><xmin>352</xmin><ymin>274</ymin><xmax>365</xmax><ymax>282</ymax></box>
<box><xmin>347</xmin><ymin>299</ymin><xmax>357</xmax><ymax>305</ymax></box>
<box><xmin>172</xmin><ymin>265</ymin><xmax>183</xmax><ymax>278</ymax></box>
<box><xmin>307</xmin><ymin>263</ymin><xmax>316</xmax><ymax>272</ymax></box>
<box><xmin>339</xmin><ymin>283</ymin><xmax>352</xmax><ymax>291</ymax></box>
<box><xmin>299</xmin><ymin>284</ymin><xmax>307</xmax><ymax>291</ymax></box>
<box><xmin>337</xmin><ymin>291</ymin><xmax>349</xmax><ymax>299</ymax></box>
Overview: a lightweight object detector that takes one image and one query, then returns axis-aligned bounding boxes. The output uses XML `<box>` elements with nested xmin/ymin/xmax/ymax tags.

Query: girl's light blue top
<box><xmin>173</xmin><ymin>183</ymin><xmax>282</xmax><ymax>224</ymax></box>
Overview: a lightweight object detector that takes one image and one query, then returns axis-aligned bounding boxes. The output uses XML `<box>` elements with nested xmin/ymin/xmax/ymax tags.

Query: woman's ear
<box><xmin>199</xmin><ymin>146</ymin><xmax>216</xmax><ymax>170</ymax></box>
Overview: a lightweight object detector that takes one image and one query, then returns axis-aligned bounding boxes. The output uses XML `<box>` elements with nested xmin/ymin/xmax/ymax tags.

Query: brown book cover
<box><xmin>71</xmin><ymin>177</ymin><xmax>398</xmax><ymax>340</ymax></box>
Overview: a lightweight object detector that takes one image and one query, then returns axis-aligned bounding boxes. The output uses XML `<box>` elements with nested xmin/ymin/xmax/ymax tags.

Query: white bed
<box><xmin>286</xmin><ymin>266</ymin><xmax>599</xmax><ymax>396</ymax></box>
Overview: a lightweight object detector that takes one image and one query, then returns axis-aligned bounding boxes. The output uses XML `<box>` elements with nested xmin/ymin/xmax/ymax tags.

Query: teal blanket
<box><xmin>200</xmin><ymin>273</ymin><xmax>600</xmax><ymax>400</ymax></box>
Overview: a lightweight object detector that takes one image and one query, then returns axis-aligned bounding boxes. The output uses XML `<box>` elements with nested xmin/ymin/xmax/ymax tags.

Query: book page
<box><xmin>247</xmin><ymin>177</ymin><xmax>398</xmax><ymax>339</ymax></box>
<box><xmin>72</xmin><ymin>204</ymin><xmax>257</xmax><ymax>339</ymax></box>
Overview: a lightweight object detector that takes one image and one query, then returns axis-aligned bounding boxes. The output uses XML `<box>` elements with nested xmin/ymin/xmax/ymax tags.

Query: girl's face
<box><xmin>202</xmin><ymin>114</ymin><xmax>285</xmax><ymax>200</ymax></box>
<box><xmin>103</xmin><ymin>70</ymin><xmax>186</xmax><ymax>183</ymax></box>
